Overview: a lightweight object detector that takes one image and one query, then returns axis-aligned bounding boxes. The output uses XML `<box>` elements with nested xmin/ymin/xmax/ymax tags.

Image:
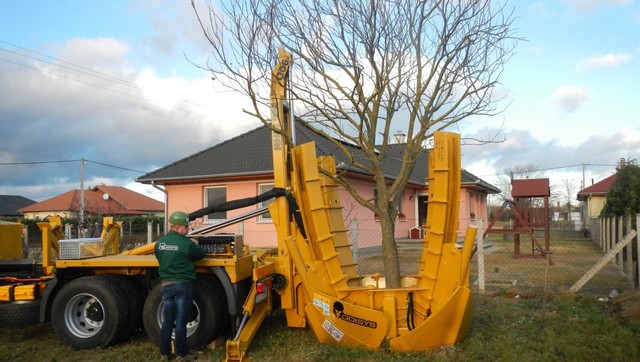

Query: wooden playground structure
<box><xmin>483</xmin><ymin>178</ymin><xmax>551</xmax><ymax>259</ymax></box>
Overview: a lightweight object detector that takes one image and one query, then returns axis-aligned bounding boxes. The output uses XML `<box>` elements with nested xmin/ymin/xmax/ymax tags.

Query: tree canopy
<box><xmin>191</xmin><ymin>0</ymin><xmax>517</xmax><ymax>286</ymax></box>
<box><xmin>600</xmin><ymin>164</ymin><xmax>640</xmax><ymax>218</ymax></box>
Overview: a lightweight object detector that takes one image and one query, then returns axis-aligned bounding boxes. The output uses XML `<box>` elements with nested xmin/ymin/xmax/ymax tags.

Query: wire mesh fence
<box><xmin>350</xmin><ymin>220</ymin><xmax>636</xmax><ymax>300</ymax></box>
<box><xmin>24</xmin><ymin>213</ymin><xmax>638</xmax><ymax>302</ymax></box>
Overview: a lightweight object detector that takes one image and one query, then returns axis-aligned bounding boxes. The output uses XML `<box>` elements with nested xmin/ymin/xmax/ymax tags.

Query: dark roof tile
<box><xmin>137</xmin><ymin>122</ymin><xmax>499</xmax><ymax>194</ymax></box>
<box><xmin>0</xmin><ymin>195</ymin><xmax>36</xmax><ymax>216</ymax></box>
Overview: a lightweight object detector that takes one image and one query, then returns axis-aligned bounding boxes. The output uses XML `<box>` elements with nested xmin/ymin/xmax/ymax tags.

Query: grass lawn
<box><xmin>2</xmin><ymin>232</ymin><xmax>639</xmax><ymax>361</ymax></box>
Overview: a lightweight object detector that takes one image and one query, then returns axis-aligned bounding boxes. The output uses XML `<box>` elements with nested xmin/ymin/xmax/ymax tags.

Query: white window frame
<box><xmin>204</xmin><ymin>185</ymin><xmax>227</xmax><ymax>223</ymax></box>
<box><xmin>258</xmin><ymin>183</ymin><xmax>274</xmax><ymax>223</ymax></box>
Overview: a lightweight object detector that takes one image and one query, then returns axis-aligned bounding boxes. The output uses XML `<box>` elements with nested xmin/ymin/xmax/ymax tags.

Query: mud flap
<box><xmin>389</xmin><ymin>286</ymin><xmax>473</xmax><ymax>352</ymax></box>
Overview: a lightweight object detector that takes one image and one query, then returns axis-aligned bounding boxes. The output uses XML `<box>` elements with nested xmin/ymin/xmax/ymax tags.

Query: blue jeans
<box><xmin>160</xmin><ymin>282</ymin><xmax>193</xmax><ymax>356</ymax></box>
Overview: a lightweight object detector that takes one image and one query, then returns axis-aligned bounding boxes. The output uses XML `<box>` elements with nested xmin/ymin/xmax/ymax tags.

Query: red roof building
<box><xmin>577</xmin><ymin>173</ymin><xmax>617</xmax><ymax>223</ymax></box>
<box><xmin>577</xmin><ymin>174</ymin><xmax>617</xmax><ymax>199</ymax></box>
<box><xmin>19</xmin><ymin>185</ymin><xmax>164</xmax><ymax>220</ymax></box>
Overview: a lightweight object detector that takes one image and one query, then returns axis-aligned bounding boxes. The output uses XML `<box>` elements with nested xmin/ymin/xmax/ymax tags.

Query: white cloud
<box><xmin>0</xmin><ymin>36</ymin><xmax>261</xmax><ymax>201</ymax></box>
<box><xmin>54</xmin><ymin>38</ymin><xmax>131</xmax><ymax>71</ymax></box>
<box><xmin>137</xmin><ymin>68</ymin><xmax>192</xmax><ymax>110</ymax></box>
<box><xmin>125</xmin><ymin>182</ymin><xmax>165</xmax><ymax>202</ymax></box>
<box><xmin>461</xmin><ymin>126</ymin><xmax>636</xmax><ymax>193</ymax></box>
<box><xmin>546</xmin><ymin>85</ymin><xmax>590</xmax><ymax>112</ymax></box>
<box><xmin>576</xmin><ymin>53</ymin><xmax>631</xmax><ymax>71</ymax></box>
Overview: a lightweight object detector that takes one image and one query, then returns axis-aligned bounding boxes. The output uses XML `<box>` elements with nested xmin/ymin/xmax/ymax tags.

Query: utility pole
<box><xmin>581</xmin><ymin>163</ymin><xmax>586</xmax><ymax>231</ymax></box>
<box><xmin>80</xmin><ymin>158</ymin><xmax>85</xmax><ymax>229</ymax></box>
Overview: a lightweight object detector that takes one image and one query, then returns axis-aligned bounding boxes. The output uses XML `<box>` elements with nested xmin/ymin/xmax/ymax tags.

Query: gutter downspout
<box><xmin>151</xmin><ymin>181</ymin><xmax>168</xmax><ymax>233</ymax></box>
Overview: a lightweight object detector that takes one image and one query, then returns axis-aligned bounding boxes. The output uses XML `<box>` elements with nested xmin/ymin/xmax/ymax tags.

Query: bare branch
<box><xmin>191</xmin><ymin>0</ymin><xmax>518</xmax><ymax>286</ymax></box>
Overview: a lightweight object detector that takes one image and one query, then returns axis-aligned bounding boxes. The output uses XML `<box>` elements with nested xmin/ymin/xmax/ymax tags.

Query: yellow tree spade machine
<box><xmin>0</xmin><ymin>49</ymin><xmax>477</xmax><ymax>361</ymax></box>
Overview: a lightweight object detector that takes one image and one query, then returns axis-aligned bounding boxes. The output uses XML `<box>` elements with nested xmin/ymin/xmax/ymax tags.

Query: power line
<box><xmin>473</xmin><ymin>163</ymin><xmax>618</xmax><ymax>179</ymax></box>
<box><xmin>0</xmin><ymin>159</ymin><xmax>80</xmax><ymax>166</ymax></box>
<box><xmin>85</xmin><ymin>159</ymin><xmax>146</xmax><ymax>173</ymax></box>
<box><xmin>0</xmin><ymin>40</ymin><xmax>137</xmax><ymax>88</ymax></box>
<box><xmin>0</xmin><ymin>41</ymin><xmax>223</xmax><ymax>116</ymax></box>
<box><xmin>0</xmin><ymin>55</ymin><xmax>155</xmax><ymax>101</ymax></box>
<box><xmin>0</xmin><ymin>159</ymin><xmax>148</xmax><ymax>173</ymax></box>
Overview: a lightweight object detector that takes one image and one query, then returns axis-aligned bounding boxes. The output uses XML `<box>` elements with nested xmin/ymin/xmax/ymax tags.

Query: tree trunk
<box><xmin>379</xmin><ymin>211</ymin><xmax>401</xmax><ymax>288</ymax></box>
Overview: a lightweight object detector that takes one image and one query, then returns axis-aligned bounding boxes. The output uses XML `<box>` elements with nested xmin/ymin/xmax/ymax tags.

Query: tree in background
<box><xmin>191</xmin><ymin>0</ymin><xmax>517</xmax><ymax>287</ymax></box>
<box><xmin>556</xmin><ymin>178</ymin><xmax>578</xmax><ymax>221</ymax></box>
<box><xmin>600</xmin><ymin>162</ymin><xmax>640</xmax><ymax>220</ymax></box>
<box><xmin>495</xmin><ymin>163</ymin><xmax>544</xmax><ymax>201</ymax></box>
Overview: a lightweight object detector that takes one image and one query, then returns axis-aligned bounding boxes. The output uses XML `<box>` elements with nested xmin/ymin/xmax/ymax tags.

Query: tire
<box><xmin>0</xmin><ymin>300</ymin><xmax>41</xmax><ymax>328</ymax></box>
<box><xmin>103</xmin><ymin>275</ymin><xmax>143</xmax><ymax>342</ymax></box>
<box><xmin>207</xmin><ymin>278</ymin><xmax>229</xmax><ymax>339</ymax></box>
<box><xmin>51</xmin><ymin>276</ymin><xmax>130</xmax><ymax>349</ymax></box>
<box><xmin>143</xmin><ymin>278</ymin><xmax>224</xmax><ymax>350</ymax></box>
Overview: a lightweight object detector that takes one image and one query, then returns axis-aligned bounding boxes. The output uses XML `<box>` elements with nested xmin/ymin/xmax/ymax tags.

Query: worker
<box><xmin>154</xmin><ymin>211</ymin><xmax>205</xmax><ymax>361</ymax></box>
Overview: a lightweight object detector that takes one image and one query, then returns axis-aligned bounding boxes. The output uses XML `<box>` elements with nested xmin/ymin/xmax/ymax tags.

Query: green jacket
<box><xmin>154</xmin><ymin>231</ymin><xmax>206</xmax><ymax>283</ymax></box>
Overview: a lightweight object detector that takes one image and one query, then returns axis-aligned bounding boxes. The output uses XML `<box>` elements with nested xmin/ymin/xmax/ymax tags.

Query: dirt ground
<box><xmin>612</xmin><ymin>290</ymin><xmax>640</xmax><ymax>322</ymax></box>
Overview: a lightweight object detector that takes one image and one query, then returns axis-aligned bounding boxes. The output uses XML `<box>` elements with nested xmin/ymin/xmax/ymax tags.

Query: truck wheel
<box><xmin>103</xmin><ymin>275</ymin><xmax>143</xmax><ymax>342</ymax></box>
<box><xmin>0</xmin><ymin>300</ymin><xmax>41</xmax><ymax>328</ymax></box>
<box><xmin>51</xmin><ymin>276</ymin><xmax>130</xmax><ymax>349</ymax></box>
<box><xmin>143</xmin><ymin>278</ymin><xmax>223</xmax><ymax>350</ymax></box>
<box><xmin>207</xmin><ymin>278</ymin><xmax>229</xmax><ymax>339</ymax></box>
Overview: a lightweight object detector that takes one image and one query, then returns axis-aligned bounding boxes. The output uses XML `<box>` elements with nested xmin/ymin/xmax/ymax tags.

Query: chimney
<box><xmin>618</xmin><ymin>158</ymin><xmax>626</xmax><ymax>170</ymax></box>
<box><xmin>393</xmin><ymin>131</ymin><xmax>406</xmax><ymax>144</ymax></box>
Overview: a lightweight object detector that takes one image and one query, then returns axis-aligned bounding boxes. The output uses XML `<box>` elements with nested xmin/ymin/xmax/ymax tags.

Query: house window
<box><xmin>205</xmin><ymin>186</ymin><xmax>227</xmax><ymax>222</ymax></box>
<box><xmin>373</xmin><ymin>188</ymin><xmax>404</xmax><ymax>220</ymax></box>
<box><xmin>373</xmin><ymin>188</ymin><xmax>380</xmax><ymax>220</ymax></box>
<box><xmin>258</xmin><ymin>183</ymin><xmax>274</xmax><ymax>223</ymax></box>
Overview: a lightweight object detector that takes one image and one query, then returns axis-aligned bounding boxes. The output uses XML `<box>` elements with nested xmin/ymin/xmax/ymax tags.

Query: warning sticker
<box><xmin>313</xmin><ymin>294</ymin><xmax>330</xmax><ymax>316</ymax></box>
<box><xmin>322</xmin><ymin>319</ymin><xmax>344</xmax><ymax>341</ymax></box>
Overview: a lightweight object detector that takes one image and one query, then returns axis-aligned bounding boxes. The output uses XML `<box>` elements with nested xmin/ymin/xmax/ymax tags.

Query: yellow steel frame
<box><xmin>231</xmin><ymin>49</ymin><xmax>478</xmax><ymax>356</ymax></box>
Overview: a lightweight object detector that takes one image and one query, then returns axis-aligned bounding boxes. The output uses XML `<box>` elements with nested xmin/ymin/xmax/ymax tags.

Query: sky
<box><xmin>0</xmin><ymin>0</ymin><xmax>639</xmax><ymax>205</ymax></box>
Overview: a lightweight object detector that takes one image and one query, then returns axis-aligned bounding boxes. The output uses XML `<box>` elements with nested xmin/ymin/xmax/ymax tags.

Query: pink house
<box><xmin>137</xmin><ymin>122</ymin><xmax>499</xmax><ymax>249</ymax></box>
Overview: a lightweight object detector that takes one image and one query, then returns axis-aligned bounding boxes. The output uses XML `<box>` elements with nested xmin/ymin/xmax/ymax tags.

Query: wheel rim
<box><xmin>156</xmin><ymin>300</ymin><xmax>201</xmax><ymax>338</ymax></box>
<box><xmin>64</xmin><ymin>293</ymin><xmax>104</xmax><ymax>339</ymax></box>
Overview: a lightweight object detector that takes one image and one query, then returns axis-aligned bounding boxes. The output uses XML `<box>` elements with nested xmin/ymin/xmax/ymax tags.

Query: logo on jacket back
<box><xmin>158</xmin><ymin>242</ymin><xmax>179</xmax><ymax>251</ymax></box>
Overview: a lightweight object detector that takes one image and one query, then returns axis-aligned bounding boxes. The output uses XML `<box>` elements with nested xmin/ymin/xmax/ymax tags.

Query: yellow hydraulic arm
<box><xmin>225</xmin><ymin>48</ymin><xmax>477</xmax><ymax>360</ymax></box>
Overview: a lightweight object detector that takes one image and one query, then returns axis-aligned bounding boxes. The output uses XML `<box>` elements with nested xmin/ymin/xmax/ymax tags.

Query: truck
<box><xmin>0</xmin><ymin>49</ymin><xmax>477</xmax><ymax>361</ymax></box>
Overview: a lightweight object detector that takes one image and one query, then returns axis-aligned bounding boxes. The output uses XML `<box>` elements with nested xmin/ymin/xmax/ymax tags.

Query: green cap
<box><xmin>168</xmin><ymin>211</ymin><xmax>189</xmax><ymax>226</ymax></box>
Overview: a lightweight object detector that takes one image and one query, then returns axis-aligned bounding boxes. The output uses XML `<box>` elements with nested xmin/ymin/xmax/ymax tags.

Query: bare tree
<box><xmin>555</xmin><ymin>178</ymin><xmax>577</xmax><ymax>220</ymax></box>
<box><xmin>495</xmin><ymin>163</ymin><xmax>544</xmax><ymax>202</ymax></box>
<box><xmin>191</xmin><ymin>0</ymin><xmax>517</xmax><ymax>287</ymax></box>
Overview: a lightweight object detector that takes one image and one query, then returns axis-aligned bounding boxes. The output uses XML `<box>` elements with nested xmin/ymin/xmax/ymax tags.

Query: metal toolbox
<box><xmin>58</xmin><ymin>238</ymin><xmax>105</xmax><ymax>259</ymax></box>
